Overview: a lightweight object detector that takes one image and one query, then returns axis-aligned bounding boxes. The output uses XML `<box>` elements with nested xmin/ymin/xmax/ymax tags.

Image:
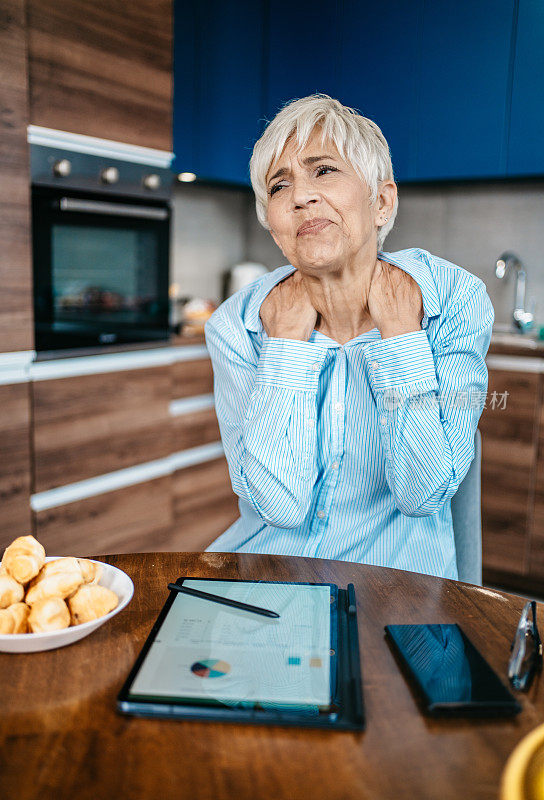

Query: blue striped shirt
<box><xmin>204</xmin><ymin>248</ymin><xmax>494</xmax><ymax>579</ymax></box>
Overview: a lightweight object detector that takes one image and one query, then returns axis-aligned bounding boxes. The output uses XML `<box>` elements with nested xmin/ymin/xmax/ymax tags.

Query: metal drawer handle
<box><xmin>59</xmin><ymin>197</ymin><xmax>168</xmax><ymax>220</ymax></box>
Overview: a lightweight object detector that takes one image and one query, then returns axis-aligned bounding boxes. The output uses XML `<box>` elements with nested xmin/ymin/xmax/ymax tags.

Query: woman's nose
<box><xmin>291</xmin><ymin>177</ymin><xmax>320</xmax><ymax>209</ymax></box>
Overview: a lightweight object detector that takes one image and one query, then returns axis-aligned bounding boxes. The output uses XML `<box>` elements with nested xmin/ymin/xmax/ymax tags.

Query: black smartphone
<box><xmin>385</xmin><ymin>623</ymin><xmax>522</xmax><ymax>717</ymax></box>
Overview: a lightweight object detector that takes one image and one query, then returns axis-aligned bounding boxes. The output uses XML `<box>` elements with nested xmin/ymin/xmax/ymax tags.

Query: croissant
<box><xmin>0</xmin><ymin>608</ymin><xmax>15</xmax><ymax>634</ymax></box>
<box><xmin>28</xmin><ymin>597</ymin><xmax>70</xmax><ymax>633</ymax></box>
<box><xmin>25</xmin><ymin>570</ymin><xmax>84</xmax><ymax>606</ymax></box>
<box><xmin>77</xmin><ymin>559</ymin><xmax>102</xmax><ymax>585</ymax></box>
<box><xmin>0</xmin><ymin>574</ymin><xmax>24</xmax><ymax>609</ymax></box>
<box><xmin>2</xmin><ymin>535</ymin><xmax>45</xmax><ymax>584</ymax></box>
<box><xmin>7</xmin><ymin>602</ymin><xmax>29</xmax><ymax>633</ymax></box>
<box><xmin>68</xmin><ymin>585</ymin><xmax>118</xmax><ymax>625</ymax></box>
<box><xmin>30</xmin><ymin>557</ymin><xmax>82</xmax><ymax>585</ymax></box>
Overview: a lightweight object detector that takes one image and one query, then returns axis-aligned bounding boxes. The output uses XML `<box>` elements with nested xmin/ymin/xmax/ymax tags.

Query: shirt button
<box><xmin>316</xmin><ymin>510</ymin><xmax>326</xmax><ymax>519</ymax></box>
<box><xmin>331</xmin><ymin>462</ymin><xmax>339</xmax><ymax>470</ymax></box>
<box><xmin>311</xmin><ymin>362</ymin><xmax>320</xmax><ymax>372</ymax></box>
<box><xmin>380</xmin><ymin>415</ymin><xmax>388</xmax><ymax>426</ymax></box>
<box><xmin>334</xmin><ymin>402</ymin><xmax>344</xmax><ymax>412</ymax></box>
<box><xmin>370</xmin><ymin>361</ymin><xmax>379</xmax><ymax>371</ymax></box>
<box><xmin>306</xmin><ymin>418</ymin><xmax>315</xmax><ymax>428</ymax></box>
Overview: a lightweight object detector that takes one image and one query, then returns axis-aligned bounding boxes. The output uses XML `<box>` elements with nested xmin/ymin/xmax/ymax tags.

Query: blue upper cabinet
<box><xmin>173</xmin><ymin>0</ymin><xmax>198</xmax><ymax>175</ymax></box>
<box><xmin>173</xmin><ymin>0</ymin><xmax>542</xmax><ymax>185</ymax></box>
<box><xmin>507</xmin><ymin>0</ymin><xmax>544</xmax><ymax>176</ymax></box>
<box><xmin>173</xmin><ymin>0</ymin><xmax>266</xmax><ymax>184</ymax></box>
<box><xmin>264</xmin><ymin>0</ymin><xmax>342</xmax><ymax>122</ymax></box>
<box><xmin>337</xmin><ymin>0</ymin><xmax>424</xmax><ymax>182</ymax></box>
<box><xmin>414</xmin><ymin>0</ymin><xmax>515</xmax><ymax>180</ymax></box>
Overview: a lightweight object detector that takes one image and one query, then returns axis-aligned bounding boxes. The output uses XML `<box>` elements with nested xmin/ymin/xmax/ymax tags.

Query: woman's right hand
<box><xmin>259</xmin><ymin>271</ymin><xmax>317</xmax><ymax>341</ymax></box>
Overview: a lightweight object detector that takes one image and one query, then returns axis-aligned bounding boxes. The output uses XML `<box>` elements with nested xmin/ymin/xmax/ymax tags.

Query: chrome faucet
<box><xmin>495</xmin><ymin>251</ymin><xmax>535</xmax><ymax>332</ymax></box>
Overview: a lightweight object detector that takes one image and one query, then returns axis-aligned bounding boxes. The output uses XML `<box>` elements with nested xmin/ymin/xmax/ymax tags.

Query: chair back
<box><xmin>451</xmin><ymin>429</ymin><xmax>482</xmax><ymax>585</ymax></box>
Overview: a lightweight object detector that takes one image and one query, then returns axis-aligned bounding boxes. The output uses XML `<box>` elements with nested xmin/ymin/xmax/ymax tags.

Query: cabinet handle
<box><xmin>59</xmin><ymin>197</ymin><xmax>168</xmax><ymax>220</ymax></box>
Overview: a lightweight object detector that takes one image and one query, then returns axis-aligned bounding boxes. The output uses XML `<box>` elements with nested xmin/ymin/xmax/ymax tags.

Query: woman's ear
<box><xmin>374</xmin><ymin>180</ymin><xmax>397</xmax><ymax>227</ymax></box>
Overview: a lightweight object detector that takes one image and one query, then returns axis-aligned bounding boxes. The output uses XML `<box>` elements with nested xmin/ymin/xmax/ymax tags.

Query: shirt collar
<box><xmin>243</xmin><ymin>248</ymin><xmax>441</xmax><ymax>333</ymax></box>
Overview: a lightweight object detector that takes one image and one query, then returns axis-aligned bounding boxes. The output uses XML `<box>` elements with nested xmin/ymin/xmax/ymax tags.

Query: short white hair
<box><xmin>249</xmin><ymin>94</ymin><xmax>398</xmax><ymax>250</ymax></box>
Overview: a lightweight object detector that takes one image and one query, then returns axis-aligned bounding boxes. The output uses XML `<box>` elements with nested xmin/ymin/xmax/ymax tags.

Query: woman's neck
<box><xmin>299</xmin><ymin>255</ymin><xmax>380</xmax><ymax>345</ymax></box>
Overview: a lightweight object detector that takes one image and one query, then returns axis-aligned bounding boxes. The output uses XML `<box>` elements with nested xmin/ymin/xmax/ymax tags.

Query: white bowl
<box><xmin>0</xmin><ymin>557</ymin><xmax>134</xmax><ymax>653</ymax></box>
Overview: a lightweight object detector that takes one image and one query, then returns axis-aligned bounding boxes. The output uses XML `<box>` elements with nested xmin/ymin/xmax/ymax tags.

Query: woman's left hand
<box><xmin>368</xmin><ymin>260</ymin><xmax>424</xmax><ymax>339</ymax></box>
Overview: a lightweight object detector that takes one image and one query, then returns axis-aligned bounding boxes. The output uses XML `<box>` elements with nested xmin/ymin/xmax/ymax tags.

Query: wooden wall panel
<box><xmin>0</xmin><ymin>383</ymin><xmax>32</xmax><ymax>552</ymax></box>
<box><xmin>480</xmin><ymin>369</ymin><xmax>540</xmax><ymax>578</ymax></box>
<box><xmin>33</xmin><ymin>476</ymin><xmax>173</xmax><ymax>556</ymax></box>
<box><xmin>172</xmin><ymin>358</ymin><xmax>213</xmax><ymax>399</ymax></box>
<box><xmin>0</xmin><ymin>0</ymin><xmax>33</xmax><ymax>353</ymax></box>
<box><xmin>172</xmin><ymin>458</ymin><xmax>239</xmax><ymax>552</ymax></box>
<box><xmin>26</xmin><ymin>0</ymin><xmax>172</xmax><ymax>151</ymax></box>
<box><xmin>32</xmin><ymin>366</ymin><xmax>173</xmax><ymax>492</ymax></box>
<box><xmin>173</xmin><ymin>408</ymin><xmax>220</xmax><ymax>452</ymax></box>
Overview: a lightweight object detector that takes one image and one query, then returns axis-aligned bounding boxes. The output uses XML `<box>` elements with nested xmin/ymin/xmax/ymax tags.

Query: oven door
<box><xmin>32</xmin><ymin>186</ymin><xmax>171</xmax><ymax>351</ymax></box>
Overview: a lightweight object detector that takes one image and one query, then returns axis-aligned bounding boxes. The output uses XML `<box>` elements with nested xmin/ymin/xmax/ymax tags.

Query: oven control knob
<box><xmin>100</xmin><ymin>166</ymin><xmax>120</xmax><ymax>185</ymax></box>
<box><xmin>142</xmin><ymin>173</ymin><xmax>161</xmax><ymax>190</ymax></box>
<box><xmin>53</xmin><ymin>159</ymin><xmax>72</xmax><ymax>178</ymax></box>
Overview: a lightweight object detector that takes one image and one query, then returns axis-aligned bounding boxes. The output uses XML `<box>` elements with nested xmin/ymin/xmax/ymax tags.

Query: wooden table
<box><xmin>1</xmin><ymin>551</ymin><xmax>543</xmax><ymax>800</ymax></box>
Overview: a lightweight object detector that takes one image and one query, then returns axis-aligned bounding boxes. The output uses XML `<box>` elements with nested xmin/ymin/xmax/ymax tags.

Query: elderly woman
<box><xmin>204</xmin><ymin>95</ymin><xmax>494</xmax><ymax>579</ymax></box>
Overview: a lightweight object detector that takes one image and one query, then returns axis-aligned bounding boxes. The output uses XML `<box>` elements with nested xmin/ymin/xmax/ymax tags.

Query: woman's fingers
<box><xmin>368</xmin><ymin>262</ymin><xmax>423</xmax><ymax>338</ymax></box>
<box><xmin>259</xmin><ymin>272</ymin><xmax>317</xmax><ymax>341</ymax></box>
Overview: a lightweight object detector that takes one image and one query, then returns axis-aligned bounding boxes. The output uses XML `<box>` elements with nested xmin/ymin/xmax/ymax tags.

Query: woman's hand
<box><xmin>260</xmin><ymin>271</ymin><xmax>317</xmax><ymax>341</ymax></box>
<box><xmin>368</xmin><ymin>260</ymin><xmax>424</xmax><ymax>339</ymax></box>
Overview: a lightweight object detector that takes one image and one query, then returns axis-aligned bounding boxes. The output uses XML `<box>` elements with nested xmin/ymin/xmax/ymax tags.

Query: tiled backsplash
<box><xmin>171</xmin><ymin>185</ymin><xmax>249</xmax><ymax>303</ymax></box>
<box><xmin>172</xmin><ymin>179</ymin><xmax>544</xmax><ymax>330</ymax></box>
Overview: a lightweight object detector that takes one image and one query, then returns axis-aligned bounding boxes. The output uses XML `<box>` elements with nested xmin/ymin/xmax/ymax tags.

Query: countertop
<box><xmin>489</xmin><ymin>332</ymin><xmax>544</xmax><ymax>358</ymax></box>
<box><xmin>31</xmin><ymin>329</ymin><xmax>544</xmax><ymax>363</ymax></box>
<box><xmin>35</xmin><ymin>332</ymin><xmax>206</xmax><ymax>362</ymax></box>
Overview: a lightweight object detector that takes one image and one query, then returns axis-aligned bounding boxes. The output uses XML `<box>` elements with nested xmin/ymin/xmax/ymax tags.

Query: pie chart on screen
<box><xmin>191</xmin><ymin>659</ymin><xmax>231</xmax><ymax>678</ymax></box>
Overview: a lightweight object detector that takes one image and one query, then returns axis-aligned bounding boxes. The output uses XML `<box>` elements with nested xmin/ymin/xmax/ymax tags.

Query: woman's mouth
<box><xmin>297</xmin><ymin>218</ymin><xmax>332</xmax><ymax>236</ymax></box>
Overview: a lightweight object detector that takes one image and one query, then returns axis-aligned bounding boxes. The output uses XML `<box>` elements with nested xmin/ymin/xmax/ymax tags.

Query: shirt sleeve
<box><xmin>362</xmin><ymin>281</ymin><xmax>494</xmax><ymax>517</ymax></box>
<box><xmin>205</xmin><ymin>315</ymin><xmax>328</xmax><ymax>528</ymax></box>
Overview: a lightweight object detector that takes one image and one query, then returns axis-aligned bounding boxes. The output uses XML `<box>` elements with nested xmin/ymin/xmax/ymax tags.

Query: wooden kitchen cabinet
<box><xmin>0</xmin><ymin>0</ymin><xmax>33</xmax><ymax>353</ymax></box>
<box><xmin>528</xmin><ymin>397</ymin><xmax>544</xmax><ymax>582</ymax></box>
<box><xmin>172</xmin><ymin>458</ymin><xmax>239</xmax><ymax>552</ymax></box>
<box><xmin>0</xmin><ymin>383</ymin><xmax>33</xmax><ymax>551</ymax></box>
<box><xmin>32</xmin><ymin>366</ymin><xmax>173</xmax><ymax>492</ymax></box>
<box><xmin>171</xmin><ymin>357</ymin><xmax>214</xmax><ymax>398</ymax></box>
<box><xmin>29</xmin><ymin>350</ymin><xmax>238</xmax><ymax>555</ymax></box>
<box><xmin>173</xmin><ymin>408</ymin><xmax>221</xmax><ymax>452</ymax></box>
<box><xmin>26</xmin><ymin>0</ymin><xmax>172</xmax><ymax>151</ymax></box>
<box><xmin>34</xmin><ymin>475</ymin><xmax>173</xmax><ymax>556</ymax></box>
<box><xmin>480</xmin><ymin>368</ymin><xmax>540</xmax><ymax>585</ymax></box>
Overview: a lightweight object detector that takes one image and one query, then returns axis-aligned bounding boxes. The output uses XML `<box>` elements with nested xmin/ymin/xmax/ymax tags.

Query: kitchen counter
<box><xmin>34</xmin><ymin>332</ymin><xmax>206</xmax><ymax>362</ymax></box>
<box><xmin>489</xmin><ymin>332</ymin><xmax>544</xmax><ymax>358</ymax></box>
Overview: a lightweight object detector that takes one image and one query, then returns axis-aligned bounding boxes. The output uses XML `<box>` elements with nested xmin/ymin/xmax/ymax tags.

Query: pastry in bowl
<box><xmin>28</xmin><ymin>597</ymin><xmax>71</xmax><ymax>633</ymax></box>
<box><xmin>2</xmin><ymin>535</ymin><xmax>45</xmax><ymax>584</ymax></box>
<box><xmin>0</xmin><ymin>536</ymin><xmax>124</xmax><ymax>641</ymax></box>
<box><xmin>68</xmin><ymin>585</ymin><xmax>119</xmax><ymax>625</ymax></box>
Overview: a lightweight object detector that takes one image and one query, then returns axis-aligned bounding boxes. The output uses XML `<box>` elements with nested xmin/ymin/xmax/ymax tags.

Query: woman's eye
<box><xmin>316</xmin><ymin>165</ymin><xmax>337</xmax><ymax>176</ymax></box>
<box><xmin>269</xmin><ymin>183</ymin><xmax>285</xmax><ymax>196</ymax></box>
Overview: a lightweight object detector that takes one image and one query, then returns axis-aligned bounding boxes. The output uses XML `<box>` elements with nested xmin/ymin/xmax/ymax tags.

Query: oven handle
<box><xmin>58</xmin><ymin>197</ymin><xmax>169</xmax><ymax>220</ymax></box>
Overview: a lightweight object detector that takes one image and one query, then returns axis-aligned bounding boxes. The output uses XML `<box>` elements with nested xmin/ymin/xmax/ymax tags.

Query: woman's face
<box><xmin>265</xmin><ymin>129</ymin><xmax>396</xmax><ymax>274</ymax></box>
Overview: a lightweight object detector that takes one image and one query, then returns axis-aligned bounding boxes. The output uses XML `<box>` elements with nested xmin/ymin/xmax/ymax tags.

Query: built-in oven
<box><xmin>31</xmin><ymin>142</ymin><xmax>172</xmax><ymax>352</ymax></box>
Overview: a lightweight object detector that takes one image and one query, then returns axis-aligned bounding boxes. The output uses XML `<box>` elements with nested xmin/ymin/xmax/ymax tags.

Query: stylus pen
<box><xmin>167</xmin><ymin>583</ymin><xmax>280</xmax><ymax>618</ymax></box>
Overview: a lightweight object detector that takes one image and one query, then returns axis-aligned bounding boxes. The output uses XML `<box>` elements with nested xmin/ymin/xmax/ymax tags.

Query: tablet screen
<box><xmin>126</xmin><ymin>579</ymin><xmax>335</xmax><ymax>712</ymax></box>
